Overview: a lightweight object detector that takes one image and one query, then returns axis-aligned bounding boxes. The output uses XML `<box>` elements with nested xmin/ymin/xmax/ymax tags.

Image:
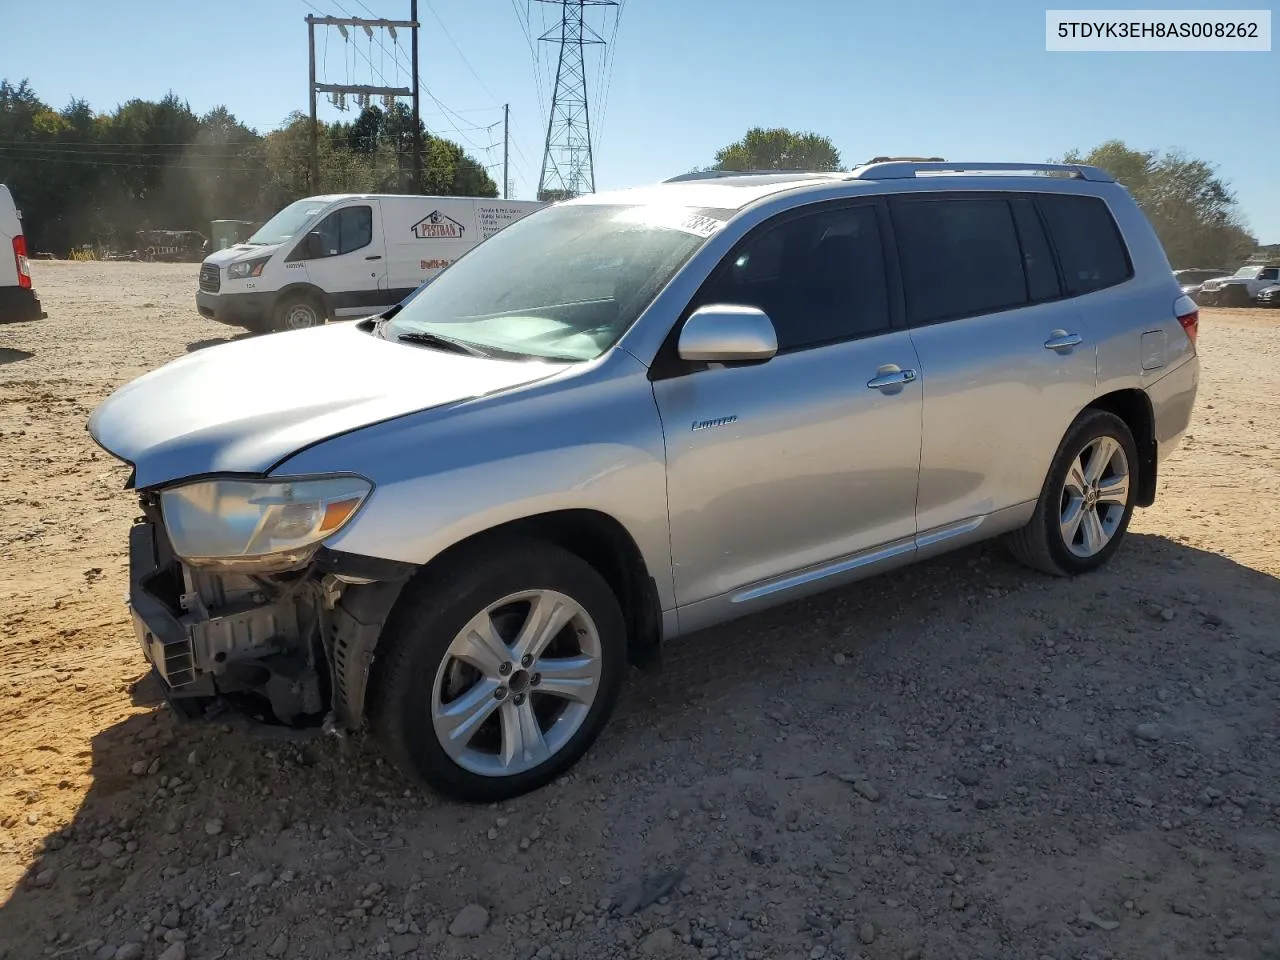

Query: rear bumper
<box><xmin>0</xmin><ymin>285</ymin><xmax>44</xmax><ymax>324</ymax></box>
<box><xmin>1148</xmin><ymin>354</ymin><xmax>1200</xmax><ymax>466</ymax></box>
<box><xmin>196</xmin><ymin>290</ymin><xmax>271</xmax><ymax>329</ymax></box>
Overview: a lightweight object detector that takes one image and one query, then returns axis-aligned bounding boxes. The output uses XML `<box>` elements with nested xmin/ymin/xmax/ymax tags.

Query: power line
<box><xmin>322</xmin><ymin>0</ymin><xmax>496</xmax><ymax>155</ymax></box>
<box><xmin>595</xmin><ymin>0</ymin><xmax>626</xmax><ymax>155</ymax></box>
<box><xmin>422</xmin><ymin>0</ymin><xmax>501</xmax><ymax>106</ymax></box>
<box><xmin>0</xmin><ymin>149</ymin><xmax>262</xmax><ymax>172</ymax></box>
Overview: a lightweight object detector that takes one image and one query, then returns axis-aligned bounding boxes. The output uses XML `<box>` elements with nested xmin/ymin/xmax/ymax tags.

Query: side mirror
<box><xmin>678</xmin><ymin>305</ymin><xmax>778</xmax><ymax>363</ymax></box>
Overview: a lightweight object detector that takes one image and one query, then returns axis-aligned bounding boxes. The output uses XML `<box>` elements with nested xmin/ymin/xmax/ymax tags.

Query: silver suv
<box><xmin>89</xmin><ymin>161</ymin><xmax>1200</xmax><ymax>801</ymax></box>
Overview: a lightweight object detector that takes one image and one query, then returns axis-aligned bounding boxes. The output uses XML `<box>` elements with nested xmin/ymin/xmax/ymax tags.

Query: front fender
<box><xmin>270</xmin><ymin>349</ymin><xmax>677</xmax><ymax>611</ymax></box>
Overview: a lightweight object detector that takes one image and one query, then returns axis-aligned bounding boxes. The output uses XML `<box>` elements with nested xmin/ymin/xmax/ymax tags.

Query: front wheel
<box><xmin>1006</xmin><ymin>409</ymin><xmax>1138</xmax><ymax>577</ymax></box>
<box><xmin>370</xmin><ymin>540</ymin><xmax>627</xmax><ymax>802</ymax></box>
<box><xmin>272</xmin><ymin>294</ymin><xmax>325</xmax><ymax>332</ymax></box>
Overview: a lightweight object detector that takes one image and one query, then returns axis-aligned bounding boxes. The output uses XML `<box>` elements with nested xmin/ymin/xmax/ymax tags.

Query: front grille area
<box><xmin>199</xmin><ymin>263</ymin><xmax>220</xmax><ymax>293</ymax></box>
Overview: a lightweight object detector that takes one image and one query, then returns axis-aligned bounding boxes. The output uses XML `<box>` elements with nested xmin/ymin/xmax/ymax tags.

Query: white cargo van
<box><xmin>196</xmin><ymin>194</ymin><xmax>545</xmax><ymax>332</ymax></box>
<box><xmin>0</xmin><ymin>184</ymin><xmax>44</xmax><ymax>325</ymax></box>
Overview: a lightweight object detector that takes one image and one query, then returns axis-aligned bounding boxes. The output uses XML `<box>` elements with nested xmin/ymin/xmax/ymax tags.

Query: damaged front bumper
<box><xmin>127</xmin><ymin>509</ymin><xmax>411</xmax><ymax>728</ymax></box>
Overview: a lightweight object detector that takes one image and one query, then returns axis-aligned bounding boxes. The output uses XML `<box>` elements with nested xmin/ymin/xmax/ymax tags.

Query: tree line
<box><xmin>710</xmin><ymin>127</ymin><xmax>1266</xmax><ymax>269</ymax></box>
<box><xmin>1</xmin><ymin>83</ymin><xmax>1267</xmax><ymax>270</ymax></box>
<box><xmin>0</xmin><ymin>79</ymin><xmax>497</xmax><ymax>255</ymax></box>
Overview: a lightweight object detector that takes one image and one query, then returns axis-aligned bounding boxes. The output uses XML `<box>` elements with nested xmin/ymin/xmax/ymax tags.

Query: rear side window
<box><xmin>891</xmin><ymin>197</ymin><xmax>1026</xmax><ymax>324</ymax></box>
<box><xmin>1036</xmin><ymin>194</ymin><xmax>1131</xmax><ymax>295</ymax></box>
<box><xmin>1010</xmin><ymin>198</ymin><xmax>1061</xmax><ymax>302</ymax></box>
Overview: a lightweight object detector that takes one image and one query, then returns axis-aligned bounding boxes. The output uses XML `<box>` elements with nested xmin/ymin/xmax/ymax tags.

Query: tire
<box><xmin>1006</xmin><ymin>408</ymin><xmax>1138</xmax><ymax>577</ymax></box>
<box><xmin>272</xmin><ymin>293</ymin><xmax>326</xmax><ymax>332</ymax></box>
<box><xmin>369</xmin><ymin>538</ymin><xmax>627</xmax><ymax>802</ymax></box>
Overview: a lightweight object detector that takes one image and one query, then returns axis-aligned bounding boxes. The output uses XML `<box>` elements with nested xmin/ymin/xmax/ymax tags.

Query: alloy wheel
<box><xmin>1059</xmin><ymin>435</ymin><xmax>1130</xmax><ymax>558</ymax></box>
<box><xmin>430</xmin><ymin>590</ymin><xmax>602</xmax><ymax>777</ymax></box>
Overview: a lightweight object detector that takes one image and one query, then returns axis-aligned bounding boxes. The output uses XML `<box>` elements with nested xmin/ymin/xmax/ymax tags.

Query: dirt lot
<box><xmin>1</xmin><ymin>261</ymin><xmax>1278</xmax><ymax>960</ymax></box>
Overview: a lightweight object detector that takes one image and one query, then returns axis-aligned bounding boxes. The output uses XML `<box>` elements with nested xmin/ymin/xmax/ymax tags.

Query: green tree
<box><xmin>0</xmin><ymin>80</ymin><xmax>500</xmax><ymax>254</ymax></box>
<box><xmin>1059</xmin><ymin>140</ymin><xmax>1256</xmax><ymax>268</ymax></box>
<box><xmin>712</xmin><ymin>127</ymin><xmax>842</xmax><ymax>172</ymax></box>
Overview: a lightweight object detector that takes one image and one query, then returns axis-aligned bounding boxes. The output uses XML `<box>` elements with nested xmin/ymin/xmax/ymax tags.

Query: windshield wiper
<box><xmin>396</xmin><ymin>331</ymin><xmax>491</xmax><ymax>358</ymax></box>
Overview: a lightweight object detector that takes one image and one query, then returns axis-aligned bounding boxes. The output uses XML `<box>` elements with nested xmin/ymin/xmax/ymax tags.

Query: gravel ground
<box><xmin>1</xmin><ymin>261</ymin><xmax>1279</xmax><ymax>960</ymax></box>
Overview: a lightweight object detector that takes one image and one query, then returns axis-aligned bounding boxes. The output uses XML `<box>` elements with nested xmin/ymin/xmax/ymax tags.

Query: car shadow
<box><xmin>0</xmin><ymin>347</ymin><xmax>33</xmax><ymax>366</ymax></box>
<box><xmin>2</xmin><ymin>533</ymin><xmax>1278</xmax><ymax>958</ymax></box>
<box><xmin>186</xmin><ymin>331</ymin><xmax>258</xmax><ymax>353</ymax></box>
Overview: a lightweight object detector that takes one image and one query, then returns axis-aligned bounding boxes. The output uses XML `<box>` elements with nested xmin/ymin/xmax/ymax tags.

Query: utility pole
<box><xmin>410</xmin><ymin>0</ymin><xmax>422</xmax><ymax>193</ymax></box>
<box><xmin>536</xmin><ymin>0</ymin><xmax>616</xmax><ymax>202</ymax></box>
<box><xmin>305</xmin><ymin>11</ymin><xmax>419</xmax><ymax>194</ymax></box>
<box><xmin>308</xmin><ymin>16</ymin><xmax>318</xmax><ymax>192</ymax></box>
<box><xmin>503</xmin><ymin>103</ymin><xmax>510</xmax><ymax>199</ymax></box>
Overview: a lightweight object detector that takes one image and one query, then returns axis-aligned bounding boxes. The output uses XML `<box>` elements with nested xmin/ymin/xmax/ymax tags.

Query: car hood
<box><xmin>203</xmin><ymin>242</ymin><xmax>284</xmax><ymax>267</ymax></box>
<box><xmin>88</xmin><ymin>322</ymin><xmax>569</xmax><ymax>489</ymax></box>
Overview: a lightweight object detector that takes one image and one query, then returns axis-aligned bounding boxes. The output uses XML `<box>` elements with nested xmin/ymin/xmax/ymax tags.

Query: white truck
<box><xmin>0</xmin><ymin>184</ymin><xmax>43</xmax><ymax>325</ymax></box>
<box><xmin>196</xmin><ymin>194</ymin><xmax>546</xmax><ymax>332</ymax></box>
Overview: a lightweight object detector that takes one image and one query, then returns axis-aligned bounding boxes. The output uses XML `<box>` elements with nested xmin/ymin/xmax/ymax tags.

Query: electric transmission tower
<box><xmin>536</xmin><ymin>0</ymin><xmax>617</xmax><ymax>202</ymax></box>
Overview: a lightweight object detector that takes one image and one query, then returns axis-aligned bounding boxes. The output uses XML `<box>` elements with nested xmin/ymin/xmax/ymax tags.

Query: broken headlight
<box><xmin>160</xmin><ymin>475</ymin><xmax>372</xmax><ymax>570</ymax></box>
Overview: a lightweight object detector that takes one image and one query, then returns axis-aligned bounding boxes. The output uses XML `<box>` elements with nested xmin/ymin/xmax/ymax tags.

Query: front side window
<box><xmin>695</xmin><ymin>204</ymin><xmax>891</xmax><ymax>350</ymax></box>
<box><xmin>308</xmin><ymin>206</ymin><xmax>373</xmax><ymax>258</ymax></box>
<box><xmin>1260</xmin><ymin>267</ymin><xmax>1279</xmax><ymax>282</ymax></box>
<box><xmin>892</xmin><ymin>197</ymin><xmax>1027</xmax><ymax>325</ymax></box>
<box><xmin>382</xmin><ymin>203</ymin><xmax>719</xmax><ymax>361</ymax></box>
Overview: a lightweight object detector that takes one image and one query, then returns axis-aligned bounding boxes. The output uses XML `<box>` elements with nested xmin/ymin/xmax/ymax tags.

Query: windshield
<box><xmin>246</xmin><ymin>199</ymin><xmax>332</xmax><ymax>246</ymax></box>
<box><xmin>382</xmin><ymin>203</ymin><xmax>726</xmax><ymax>361</ymax></box>
<box><xmin>1233</xmin><ymin>266</ymin><xmax>1262</xmax><ymax>278</ymax></box>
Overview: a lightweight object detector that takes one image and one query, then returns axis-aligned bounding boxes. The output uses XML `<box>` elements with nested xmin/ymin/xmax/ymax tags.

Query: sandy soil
<box><xmin>1</xmin><ymin>262</ymin><xmax>1278</xmax><ymax>960</ymax></box>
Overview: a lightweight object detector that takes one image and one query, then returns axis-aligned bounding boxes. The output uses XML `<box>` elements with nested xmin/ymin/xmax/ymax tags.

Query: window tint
<box><xmin>1036</xmin><ymin>194</ymin><xmax>1131</xmax><ymax>295</ymax></box>
<box><xmin>892</xmin><ymin>197</ymin><xmax>1026</xmax><ymax>324</ymax></box>
<box><xmin>1260</xmin><ymin>267</ymin><xmax>1280</xmax><ymax>282</ymax></box>
<box><xmin>1010</xmin><ymin>198</ymin><xmax>1061</xmax><ymax>301</ymax></box>
<box><xmin>697</xmin><ymin>205</ymin><xmax>890</xmax><ymax>351</ymax></box>
<box><xmin>310</xmin><ymin>205</ymin><xmax>373</xmax><ymax>258</ymax></box>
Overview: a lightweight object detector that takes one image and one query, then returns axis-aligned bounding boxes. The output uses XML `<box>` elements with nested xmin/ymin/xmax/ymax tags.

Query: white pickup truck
<box><xmin>1197</xmin><ymin>264</ymin><xmax>1280</xmax><ymax>306</ymax></box>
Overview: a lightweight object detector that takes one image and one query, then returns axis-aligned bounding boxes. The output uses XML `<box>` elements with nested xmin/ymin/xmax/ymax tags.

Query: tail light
<box><xmin>1173</xmin><ymin>294</ymin><xmax>1198</xmax><ymax>345</ymax></box>
<box><xmin>12</xmin><ymin>235</ymin><xmax>31</xmax><ymax>290</ymax></box>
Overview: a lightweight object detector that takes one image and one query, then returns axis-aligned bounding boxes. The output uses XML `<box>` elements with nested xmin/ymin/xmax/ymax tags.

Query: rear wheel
<box><xmin>272</xmin><ymin>294</ymin><xmax>325</xmax><ymax>332</ymax></box>
<box><xmin>1006</xmin><ymin>409</ymin><xmax>1138</xmax><ymax>577</ymax></box>
<box><xmin>370</xmin><ymin>539</ymin><xmax>627</xmax><ymax>802</ymax></box>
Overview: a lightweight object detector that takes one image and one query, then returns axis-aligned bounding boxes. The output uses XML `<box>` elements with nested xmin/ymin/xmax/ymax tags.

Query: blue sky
<box><xmin>5</xmin><ymin>0</ymin><xmax>1277</xmax><ymax>240</ymax></box>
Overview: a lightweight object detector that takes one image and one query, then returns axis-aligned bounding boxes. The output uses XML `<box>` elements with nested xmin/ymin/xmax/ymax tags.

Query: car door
<box><xmin>652</xmin><ymin>200</ymin><xmax>923</xmax><ymax>614</ymax></box>
<box><xmin>291</xmin><ymin>201</ymin><xmax>390</xmax><ymax>317</ymax></box>
<box><xmin>892</xmin><ymin>192</ymin><xmax>1099</xmax><ymax>538</ymax></box>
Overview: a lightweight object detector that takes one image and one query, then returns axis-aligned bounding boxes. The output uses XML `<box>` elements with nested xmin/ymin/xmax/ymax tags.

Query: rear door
<box><xmin>290</xmin><ymin>201</ymin><xmax>390</xmax><ymax>318</ymax></box>
<box><xmin>893</xmin><ymin>192</ymin><xmax>1099</xmax><ymax>536</ymax></box>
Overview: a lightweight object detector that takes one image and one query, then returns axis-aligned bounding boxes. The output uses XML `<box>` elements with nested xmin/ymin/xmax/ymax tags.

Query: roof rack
<box><xmin>662</xmin><ymin>169</ymin><xmax>831</xmax><ymax>183</ymax></box>
<box><xmin>847</xmin><ymin>161</ymin><xmax>1115</xmax><ymax>183</ymax></box>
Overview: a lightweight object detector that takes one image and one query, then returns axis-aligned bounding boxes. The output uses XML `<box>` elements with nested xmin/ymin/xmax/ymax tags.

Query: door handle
<box><xmin>365</xmin><ymin>255</ymin><xmax>382</xmax><ymax>260</ymax></box>
<box><xmin>866</xmin><ymin>367</ymin><xmax>917</xmax><ymax>391</ymax></box>
<box><xmin>1044</xmin><ymin>331</ymin><xmax>1083</xmax><ymax>351</ymax></box>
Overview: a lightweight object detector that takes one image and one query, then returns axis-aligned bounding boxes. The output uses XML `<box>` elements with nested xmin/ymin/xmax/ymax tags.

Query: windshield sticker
<box><xmin>678</xmin><ymin>214</ymin><xmax>726</xmax><ymax>238</ymax></box>
<box><xmin>613</xmin><ymin>206</ymin><xmax>727</xmax><ymax>238</ymax></box>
